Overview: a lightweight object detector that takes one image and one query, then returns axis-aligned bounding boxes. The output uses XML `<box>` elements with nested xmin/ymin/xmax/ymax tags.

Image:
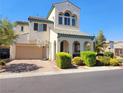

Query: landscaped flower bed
<box><xmin>56</xmin><ymin>51</ymin><xmax>122</xmax><ymax>69</ymax></box>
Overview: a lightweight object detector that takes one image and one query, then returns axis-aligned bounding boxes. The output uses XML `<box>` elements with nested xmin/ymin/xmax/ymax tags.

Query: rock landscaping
<box><xmin>3</xmin><ymin>63</ymin><xmax>40</xmax><ymax>73</ymax></box>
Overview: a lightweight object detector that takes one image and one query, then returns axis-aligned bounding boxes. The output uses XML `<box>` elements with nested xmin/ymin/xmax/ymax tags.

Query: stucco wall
<box><xmin>15</xmin><ymin>24</ymin><xmax>30</xmax><ymax>35</ymax></box>
<box><xmin>48</xmin><ymin>8</ymin><xmax>56</xmax><ymax>22</ymax></box>
<box><xmin>54</xmin><ymin>1</ymin><xmax>80</xmax><ymax>31</ymax></box>
<box><xmin>29</xmin><ymin>21</ymin><xmax>54</xmax><ymax>43</ymax></box>
<box><xmin>16</xmin><ymin>33</ymin><xmax>30</xmax><ymax>44</ymax></box>
<box><xmin>49</xmin><ymin>30</ymin><xmax>58</xmax><ymax>60</ymax></box>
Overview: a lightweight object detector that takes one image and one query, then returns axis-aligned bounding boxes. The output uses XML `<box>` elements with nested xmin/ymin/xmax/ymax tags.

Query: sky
<box><xmin>0</xmin><ymin>0</ymin><xmax>123</xmax><ymax>41</ymax></box>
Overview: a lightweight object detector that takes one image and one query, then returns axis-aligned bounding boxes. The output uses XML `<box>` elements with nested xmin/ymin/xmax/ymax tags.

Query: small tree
<box><xmin>0</xmin><ymin>19</ymin><xmax>17</xmax><ymax>46</ymax></box>
<box><xmin>95</xmin><ymin>30</ymin><xmax>106</xmax><ymax>53</ymax></box>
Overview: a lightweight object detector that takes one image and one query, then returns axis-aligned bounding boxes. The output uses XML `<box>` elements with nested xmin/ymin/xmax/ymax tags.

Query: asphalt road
<box><xmin>0</xmin><ymin>70</ymin><xmax>123</xmax><ymax>93</ymax></box>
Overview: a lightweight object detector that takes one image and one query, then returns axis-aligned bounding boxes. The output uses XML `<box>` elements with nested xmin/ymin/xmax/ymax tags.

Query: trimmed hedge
<box><xmin>80</xmin><ymin>51</ymin><xmax>96</xmax><ymax>67</ymax></box>
<box><xmin>72</xmin><ymin>57</ymin><xmax>83</xmax><ymax>66</ymax></box>
<box><xmin>56</xmin><ymin>52</ymin><xmax>72</xmax><ymax>69</ymax></box>
<box><xmin>104</xmin><ymin>52</ymin><xmax>114</xmax><ymax>58</ymax></box>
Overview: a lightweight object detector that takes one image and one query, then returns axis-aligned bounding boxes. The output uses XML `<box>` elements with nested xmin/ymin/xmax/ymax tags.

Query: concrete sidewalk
<box><xmin>0</xmin><ymin>66</ymin><xmax>122</xmax><ymax>79</ymax></box>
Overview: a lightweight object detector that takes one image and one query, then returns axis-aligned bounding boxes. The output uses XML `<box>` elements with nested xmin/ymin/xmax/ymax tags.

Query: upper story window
<box><xmin>59</xmin><ymin>14</ymin><xmax>63</xmax><ymax>25</ymax></box>
<box><xmin>64</xmin><ymin>13</ymin><xmax>70</xmax><ymax>16</ymax></box>
<box><xmin>58</xmin><ymin>10</ymin><xmax>77</xmax><ymax>26</ymax></box>
<box><xmin>34</xmin><ymin>23</ymin><xmax>38</xmax><ymax>31</ymax></box>
<box><xmin>72</xmin><ymin>16</ymin><xmax>76</xmax><ymax>26</ymax></box>
<box><xmin>43</xmin><ymin>24</ymin><xmax>47</xmax><ymax>31</ymax></box>
<box><xmin>64</xmin><ymin>12</ymin><xmax>70</xmax><ymax>25</ymax></box>
<box><xmin>20</xmin><ymin>26</ymin><xmax>24</xmax><ymax>31</ymax></box>
<box><xmin>34</xmin><ymin>23</ymin><xmax>47</xmax><ymax>32</ymax></box>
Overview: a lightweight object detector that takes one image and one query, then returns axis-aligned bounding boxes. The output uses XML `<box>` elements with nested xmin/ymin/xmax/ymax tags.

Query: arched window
<box><xmin>60</xmin><ymin>40</ymin><xmax>69</xmax><ymax>52</ymax></box>
<box><xmin>84</xmin><ymin>42</ymin><xmax>91</xmax><ymax>51</ymax></box>
<box><xmin>73</xmin><ymin>41</ymin><xmax>80</xmax><ymax>53</ymax></box>
<box><xmin>72</xmin><ymin>16</ymin><xmax>76</xmax><ymax>26</ymax></box>
<box><xmin>58</xmin><ymin>11</ymin><xmax>77</xmax><ymax>26</ymax></box>
<box><xmin>64</xmin><ymin>13</ymin><xmax>70</xmax><ymax>16</ymax></box>
<box><xmin>64</xmin><ymin>12</ymin><xmax>70</xmax><ymax>25</ymax></box>
<box><xmin>58</xmin><ymin>13</ymin><xmax>63</xmax><ymax>25</ymax></box>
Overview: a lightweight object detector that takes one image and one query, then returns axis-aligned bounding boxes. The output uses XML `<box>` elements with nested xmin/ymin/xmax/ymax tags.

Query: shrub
<box><xmin>116</xmin><ymin>57</ymin><xmax>123</xmax><ymax>63</ymax></box>
<box><xmin>97</xmin><ymin>56</ymin><xmax>110</xmax><ymax>66</ymax></box>
<box><xmin>109</xmin><ymin>58</ymin><xmax>120</xmax><ymax>66</ymax></box>
<box><xmin>104</xmin><ymin>52</ymin><xmax>114</xmax><ymax>58</ymax></box>
<box><xmin>56</xmin><ymin>52</ymin><xmax>72</xmax><ymax>69</ymax></box>
<box><xmin>0</xmin><ymin>60</ymin><xmax>6</xmax><ymax>66</ymax></box>
<box><xmin>72</xmin><ymin>57</ymin><xmax>83</xmax><ymax>66</ymax></box>
<box><xmin>80</xmin><ymin>51</ymin><xmax>96</xmax><ymax>67</ymax></box>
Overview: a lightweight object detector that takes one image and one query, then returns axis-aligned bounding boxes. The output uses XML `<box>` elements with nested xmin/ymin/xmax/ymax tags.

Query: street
<box><xmin>0</xmin><ymin>69</ymin><xmax>123</xmax><ymax>93</ymax></box>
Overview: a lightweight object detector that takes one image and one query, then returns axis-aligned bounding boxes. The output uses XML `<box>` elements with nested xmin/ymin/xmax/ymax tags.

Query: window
<box><xmin>72</xmin><ymin>18</ymin><xmax>76</xmax><ymax>26</ymax></box>
<box><xmin>43</xmin><ymin>24</ymin><xmax>47</xmax><ymax>31</ymax></box>
<box><xmin>21</xmin><ymin>26</ymin><xmax>24</xmax><ymax>31</ymax></box>
<box><xmin>72</xmin><ymin>17</ymin><xmax>76</xmax><ymax>26</ymax></box>
<box><xmin>64</xmin><ymin>12</ymin><xmax>70</xmax><ymax>25</ymax></box>
<box><xmin>34</xmin><ymin>23</ymin><xmax>38</xmax><ymax>31</ymax></box>
<box><xmin>58</xmin><ymin>13</ymin><xmax>63</xmax><ymax>25</ymax></box>
<box><xmin>58</xmin><ymin>11</ymin><xmax>77</xmax><ymax>26</ymax></box>
<box><xmin>64</xmin><ymin>13</ymin><xmax>70</xmax><ymax>16</ymax></box>
<box><xmin>59</xmin><ymin>16</ymin><xmax>63</xmax><ymax>24</ymax></box>
<box><xmin>64</xmin><ymin>17</ymin><xmax>70</xmax><ymax>25</ymax></box>
<box><xmin>35</xmin><ymin>23</ymin><xmax>47</xmax><ymax>32</ymax></box>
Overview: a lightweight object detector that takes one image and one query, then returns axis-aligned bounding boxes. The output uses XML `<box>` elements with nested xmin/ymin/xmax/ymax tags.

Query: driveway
<box><xmin>0</xmin><ymin>69</ymin><xmax>122</xmax><ymax>93</ymax></box>
<box><xmin>5</xmin><ymin>60</ymin><xmax>60</xmax><ymax>72</ymax></box>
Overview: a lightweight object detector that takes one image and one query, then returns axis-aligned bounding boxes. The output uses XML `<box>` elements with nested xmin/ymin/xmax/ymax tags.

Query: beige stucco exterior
<box><xmin>11</xmin><ymin>1</ymin><xmax>95</xmax><ymax>60</ymax></box>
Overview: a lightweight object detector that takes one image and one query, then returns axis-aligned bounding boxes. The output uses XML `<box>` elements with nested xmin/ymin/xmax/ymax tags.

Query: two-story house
<box><xmin>10</xmin><ymin>0</ymin><xmax>95</xmax><ymax>60</ymax></box>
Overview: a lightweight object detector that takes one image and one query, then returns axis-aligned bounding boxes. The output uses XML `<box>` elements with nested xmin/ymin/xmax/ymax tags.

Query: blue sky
<box><xmin>0</xmin><ymin>0</ymin><xmax>123</xmax><ymax>41</ymax></box>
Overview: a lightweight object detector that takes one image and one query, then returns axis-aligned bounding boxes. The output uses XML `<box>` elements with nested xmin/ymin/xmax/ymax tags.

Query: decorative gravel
<box><xmin>4</xmin><ymin>63</ymin><xmax>40</xmax><ymax>73</ymax></box>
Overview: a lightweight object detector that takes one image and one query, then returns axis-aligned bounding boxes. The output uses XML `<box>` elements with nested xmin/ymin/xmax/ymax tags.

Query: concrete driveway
<box><xmin>5</xmin><ymin>60</ymin><xmax>61</xmax><ymax>72</ymax></box>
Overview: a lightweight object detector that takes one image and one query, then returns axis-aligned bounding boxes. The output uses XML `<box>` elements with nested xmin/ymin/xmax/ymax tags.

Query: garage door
<box><xmin>16</xmin><ymin>45</ymin><xmax>43</xmax><ymax>59</ymax></box>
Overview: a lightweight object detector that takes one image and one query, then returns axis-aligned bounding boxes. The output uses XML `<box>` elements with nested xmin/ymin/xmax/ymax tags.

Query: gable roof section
<box><xmin>28</xmin><ymin>16</ymin><xmax>54</xmax><ymax>23</ymax></box>
<box><xmin>53</xmin><ymin>0</ymin><xmax>80</xmax><ymax>9</ymax></box>
<box><xmin>47</xmin><ymin>5</ymin><xmax>55</xmax><ymax>19</ymax></box>
<box><xmin>54</xmin><ymin>30</ymin><xmax>95</xmax><ymax>40</ymax></box>
<box><xmin>47</xmin><ymin>0</ymin><xmax>80</xmax><ymax>19</ymax></box>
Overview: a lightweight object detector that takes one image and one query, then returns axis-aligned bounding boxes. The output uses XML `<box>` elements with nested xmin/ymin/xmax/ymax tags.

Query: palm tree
<box><xmin>0</xmin><ymin>19</ymin><xmax>17</xmax><ymax>46</ymax></box>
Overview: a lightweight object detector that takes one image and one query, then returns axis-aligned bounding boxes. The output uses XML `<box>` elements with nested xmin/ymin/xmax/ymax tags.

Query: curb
<box><xmin>0</xmin><ymin>67</ymin><xmax>122</xmax><ymax>79</ymax></box>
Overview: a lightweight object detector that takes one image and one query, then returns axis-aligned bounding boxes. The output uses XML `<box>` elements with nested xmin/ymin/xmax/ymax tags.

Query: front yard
<box><xmin>0</xmin><ymin>59</ymin><xmax>122</xmax><ymax>79</ymax></box>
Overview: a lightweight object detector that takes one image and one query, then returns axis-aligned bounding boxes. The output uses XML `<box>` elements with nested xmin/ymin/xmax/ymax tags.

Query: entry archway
<box><xmin>60</xmin><ymin>40</ymin><xmax>69</xmax><ymax>52</ymax></box>
<box><xmin>73</xmin><ymin>41</ymin><xmax>80</xmax><ymax>53</ymax></box>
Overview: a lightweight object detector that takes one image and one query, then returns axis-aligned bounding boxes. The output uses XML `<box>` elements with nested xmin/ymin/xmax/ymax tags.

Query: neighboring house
<box><xmin>105</xmin><ymin>41</ymin><xmax>123</xmax><ymax>57</ymax></box>
<box><xmin>0</xmin><ymin>46</ymin><xmax>10</xmax><ymax>59</ymax></box>
<box><xmin>10</xmin><ymin>0</ymin><xmax>95</xmax><ymax>60</ymax></box>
